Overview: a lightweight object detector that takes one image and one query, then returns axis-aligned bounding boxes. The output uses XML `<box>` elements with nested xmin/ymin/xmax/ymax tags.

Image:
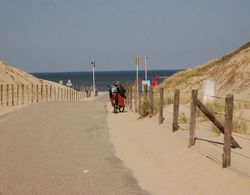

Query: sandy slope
<box><xmin>160</xmin><ymin>42</ymin><xmax>250</xmax><ymax>100</ymax></box>
<box><xmin>107</xmin><ymin>103</ymin><xmax>250</xmax><ymax>195</ymax></box>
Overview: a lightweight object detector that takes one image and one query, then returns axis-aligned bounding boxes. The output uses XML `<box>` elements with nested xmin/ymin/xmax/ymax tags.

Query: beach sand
<box><xmin>107</xmin><ymin>103</ymin><xmax>250</xmax><ymax>195</ymax></box>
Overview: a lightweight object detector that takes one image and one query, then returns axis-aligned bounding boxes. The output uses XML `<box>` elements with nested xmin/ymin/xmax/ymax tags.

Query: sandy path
<box><xmin>107</xmin><ymin>104</ymin><xmax>250</xmax><ymax>195</ymax></box>
<box><xmin>0</xmin><ymin>95</ymin><xmax>149</xmax><ymax>195</ymax></box>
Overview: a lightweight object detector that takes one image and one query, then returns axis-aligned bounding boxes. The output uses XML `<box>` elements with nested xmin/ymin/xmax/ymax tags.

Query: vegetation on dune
<box><xmin>160</xmin><ymin>41</ymin><xmax>250</xmax><ymax>90</ymax></box>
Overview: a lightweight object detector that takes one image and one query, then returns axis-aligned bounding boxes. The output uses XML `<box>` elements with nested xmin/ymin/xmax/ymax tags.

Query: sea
<box><xmin>32</xmin><ymin>70</ymin><xmax>181</xmax><ymax>92</ymax></box>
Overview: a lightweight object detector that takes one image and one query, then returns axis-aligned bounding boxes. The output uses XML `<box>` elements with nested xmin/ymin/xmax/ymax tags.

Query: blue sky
<box><xmin>0</xmin><ymin>0</ymin><xmax>250</xmax><ymax>72</ymax></box>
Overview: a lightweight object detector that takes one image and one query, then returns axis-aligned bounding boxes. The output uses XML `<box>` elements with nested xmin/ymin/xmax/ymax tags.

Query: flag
<box><xmin>153</xmin><ymin>74</ymin><xmax>160</xmax><ymax>81</ymax></box>
<box><xmin>152</xmin><ymin>79</ymin><xmax>157</xmax><ymax>88</ymax></box>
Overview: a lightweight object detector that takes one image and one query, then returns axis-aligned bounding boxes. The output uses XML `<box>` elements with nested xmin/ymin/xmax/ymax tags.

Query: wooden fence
<box><xmin>124</xmin><ymin>83</ymin><xmax>246</xmax><ymax>169</ymax></box>
<box><xmin>0</xmin><ymin>84</ymin><xmax>86</xmax><ymax>107</ymax></box>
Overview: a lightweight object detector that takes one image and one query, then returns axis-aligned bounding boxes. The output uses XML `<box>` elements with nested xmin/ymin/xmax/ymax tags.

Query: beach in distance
<box><xmin>32</xmin><ymin>70</ymin><xmax>181</xmax><ymax>91</ymax></box>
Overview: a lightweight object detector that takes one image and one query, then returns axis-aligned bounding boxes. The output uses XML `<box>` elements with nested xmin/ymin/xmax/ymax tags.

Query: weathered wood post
<box><xmin>129</xmin><ymin>84</ymin><xmax>133</xmax><ymax>110</ymax></box>
<box><xmin>49</xmin><ymin>85</ymin><xmax>52</xmax><ymax>102</ymax></box>
<box><xmin>11</xmin><ymin>84</ymin><xmax>14</xmax><ymax>106</ymax></box>
<box><xmin>0</xmin><ymin>84</ymin><xmax>3</xmax><ymax>106</ymax></box>
<box><xmin>189</xmin><ymin>89</ymin><xmax>198</xmax><ymax>147</ymax></box>
<box><xmin>172</xmin><ymin>89</ymin><xmax>180</xmax><ymax>132</ymax></box>
<box><xmin>45</xmin><ymin>85</ymin><xmax>48</xmax><ymax>102</ymax></box>
<box><xmin>223</xmin><ymin>94</ymin><xmax>233</xmax><ymax>168</ymax></box>
<box><xmin>125</xmin><ymin>83</ymin><xmax>129</xmax><ymax>105</ymax></box>
<box><xmin>41</xmin><ymin>84</ymin><xmax>43</xmax><ymax>102</ymax></box>
<box><xmin>53</xmin><ymin>87</ymin><xmax>56</xmax><ymax>101</ymax></box>
<box><xmin>6</xmin><ymin>84</ymin><xmax>9</xmax><ymax>106</ymax></box>
<box><xmin>31</xmin><ymin>84</ymin><xmax>34</xmax><ymax>103</ymax></box>
<box><xmin>61</xmin><ymin>88</ymin><xmax>63</xmax><ymax>101</ymax></box>
<box><xmin>134</xmin><ymin>84</ymin><xmax>137</xmax><ymax>113</ymax></box>
<box><xmin>17</xmin><ymin>84</ymin><xmax>19</xmax><ymax>105</ymax></box>
<box><xmin>149</xmin><ymin>87</ymin><xmax>154</xmax><ymax>118</ymax></box>
<box><xmin>57</xmin><ymin>87</ymin><xmax>59</xmax><ymax>101</ymax></box>
<box><xmin>36</xmin><ymin>84</ymin><xmax>39</xmax><ymax>103</ymax></box>
<box><xmin>138</xmin><ymin>85</ymin><xmax>142</xmax><ymax>115</ymax></box>
<box><xmin>141</xmin><ymin>84</ymin><xmax>148</xmax><ymax>117</ymax></box>
<box><xmin>22</xmin><ymin>84</ymin><xmax>25</xmax><ymax>105</ymax></box>
<box><xmin>159</xmin><ymin>87</ymin><xmax>164</xmax><ymax>124</ymax></box>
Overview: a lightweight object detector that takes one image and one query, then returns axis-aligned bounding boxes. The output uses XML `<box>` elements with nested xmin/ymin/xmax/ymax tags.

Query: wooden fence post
<box><xmin>53</xmin><ymin>87</ymin><xmax>56</xmax><ymax>101</ymax></box>
<box><xmin>149</xmin><ymin>87</ymin><xmax>154</xmax><ymax>118</ymax></box>
<box><xmin>45</xmin><ymin>85</ymin><xmax>48</xmax><ymax>102</ymax></box>
<box><xmin>125</xmin><ymin>83</ymin><xmax>129</xmax><ymax>105</ymax></box>
<box><xmin>138</xmin><ymin>85</ymin><xmax>142</xmax><ymax>115</ymax></box>
<box><xmin>22</xmin><ymin>84</ymin><xmax>25</xmax><ymax>105</ymax></box>
<box><xmin>223</xmin><ymin>94</ymin><xmax>233</xmax><ymax>168</ymax></box>
<box><xmin>61</xmin><ymin>88</ymin><xmax>63</xmax><ymax>101</ymax></box>
<box><xmin>6</xmin><ymin>84</ymin><xmax>9</xmax><ymax>106</ymax></box>
<box><xmin>1</xmin><ymin>84</ymin><xmax>3</xmax><ymax>106</ymax></box>
<box><xmin>57</xmin><ymin>87</ymin><xmax>59</xmax><ymax>101</ymax></box>
<box><xmin>189</xmin><ymin>89</ymin><xmax>198</xmax><ymax>147</ymax></box>
<box><xmin>36</xmin><ymin>84</ymin><xmax>39</xmax><ymax>103</ymax></box>
<box><xmin>17</xmin><ymin>84</ymin><xmax>19</xmax><ymax>105</ymax></box>
<box><xmin>129</xmin><ymin>84</ymin><xmax>133</xmax><ymax>110</ymax></box>
<box><xmin>12</xmin><ymin>84</ymin><xmax>14</xmax><ymax>106</ymax></box>
<box><xmin>172</xmin><ymin>89</ymin><xmax>180</xmax><ymax>132</ymax></box>
<box><xmin>31</xmin><ymin>84</ymin><xmax>34</xmax><ymax>103</ymax></box>
<box><xmin>41</xmin><ymin>84</ymin><xmax>43</xmax><ymax>102</ymax></box>
<box><xmin>134</xmin><ymin>84</ymin><xmax>137</xmax><ymax>113</ymax></box>
<box><xmin>159</xmin><ymin>87</ymin><xmax>164</xmax><ymax>124</ymax></box>
<box><xmin>49</xmin><ymin>85</ymin><xmax>52</xmax><ymax>102</ymax></box>
<box><xmin>141</xmin><ymin>84</ymin><xmax>148</xmax><ymax>116</ymax></box>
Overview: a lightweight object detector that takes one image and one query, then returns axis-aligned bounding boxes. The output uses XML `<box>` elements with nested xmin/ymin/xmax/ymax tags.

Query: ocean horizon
<box><xmin>32</xmin><ymin>69</ymin><xmax>182</xmax><ymax>91</ymax></box>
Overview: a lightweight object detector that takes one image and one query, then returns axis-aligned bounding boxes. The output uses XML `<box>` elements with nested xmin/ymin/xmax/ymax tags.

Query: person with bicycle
<box><xmin>109</xmin><ymin>84</ymin><xmax>118</xmax><ymax>108</ymax></box>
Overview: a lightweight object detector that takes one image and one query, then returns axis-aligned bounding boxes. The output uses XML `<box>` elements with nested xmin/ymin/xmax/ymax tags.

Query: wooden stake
<box><xmin>149</xmin><ymin>87</ymin><xmax>154</xmax><ymax>118</ymax></box>
<box><xmin>189</xmin><ymin>90</ymin><xmax>198</xmax><ymax>147</ymax></box>
<box><xmin>7</xmin><ymin>84</ymin><xmax>9</xmax><ymax>106</ymax></box>
<box><xmin>49</xmin><ymin>85</ymin><xmax>52</xmax><ymax>102</ymax></box>
<box><xmin>22</xmin><ymin>84</ymin><xmax>25</xmax><ymax>105</ymax></box>
<box><xmin>12</xmin><ymin>84</ymin><xmax>14</xmax><ymax>106</ymax></box>
<box><xmin>129</xmin><ymin>84</ymin><xmax>133</xmax><ymax>110</ymax></box>
<box><xmin>134</xmin><ymin>84</ymin><xmax>137</xmax><ymax>113</ymax></box>
<box><xmin>41</xmin><ymin>85</ymin><xmax>43</xmax><ymax>102</ymax></box>
<box><xmin>17</xmin><ymin>84</ymin><xmax>19</xmax><ymax>105</ymax></box>
<box><xmin>159</xmin><ymin>87</ymin><xmax>164</xmax><ymax>124</ymax></box>
<box><xmin>223</xmin><ymin>94</ymin><xmax>233</xmax><ymax>168</ymax></box>
<box><xmin>36</xmin><ymin>84</ymin><xmax>39</xmax><ymax>103</ymax></box>
<box><xmin>138</xmin><ymin>85</ymin><xmax>142</xmax><ymax>115</ymax></box>
<box><xmin>31</xmin><ymin>85</ymin><xmax>34</xmax><ymax>103</ymax></box>
<box><xmin>172</xmin><ymin>89</ymin><xmax>180</xmax><ymax>132</ymax></box>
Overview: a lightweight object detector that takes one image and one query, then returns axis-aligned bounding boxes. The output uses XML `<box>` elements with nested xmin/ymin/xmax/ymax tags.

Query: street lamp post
<box><xmin>91</xmin><ymin>59</ymin><xmax>96</xmax><ymax>94</ymax></box>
